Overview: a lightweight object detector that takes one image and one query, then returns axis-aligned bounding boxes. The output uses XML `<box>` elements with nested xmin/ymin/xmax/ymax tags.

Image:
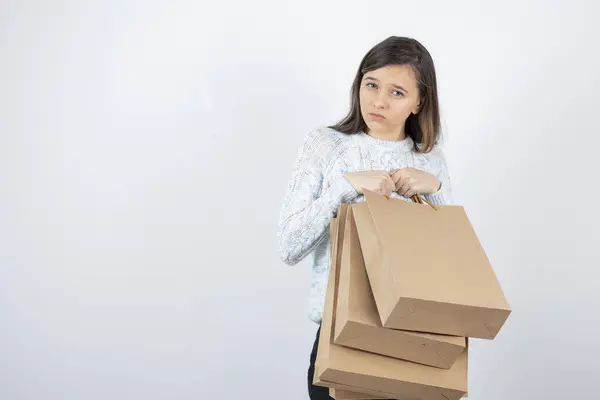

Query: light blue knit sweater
<box><xmin>277</xmin><ymin>126</ymin><xmax>453</xmax><ymax>324</ymax></box>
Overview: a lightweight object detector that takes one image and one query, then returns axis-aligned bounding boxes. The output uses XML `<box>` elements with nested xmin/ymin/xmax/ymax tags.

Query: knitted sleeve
<box><xmin>277</xmin><ymin>128</ymin><xmax>359</xmax><ymax>265</ymax></box>
<box><xmin>423</xmin><ymin>146</ymin><xmax>454</xmax><ymax>205</ymax></box>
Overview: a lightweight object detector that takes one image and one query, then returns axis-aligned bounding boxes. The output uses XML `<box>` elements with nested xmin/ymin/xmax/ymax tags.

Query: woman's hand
<box><xmin>344</xmin><ymin>171</ymin><xmax>396</xmax><ymax>196</ymax></box>
<box><xmin>391</xmin><ymin>168</ymin><xmax>441</xmax><ymax>198</ymax></box>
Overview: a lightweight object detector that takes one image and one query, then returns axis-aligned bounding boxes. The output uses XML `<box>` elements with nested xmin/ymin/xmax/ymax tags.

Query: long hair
<box><xmin>329</xmin><ymin>36</ymin><xmax>441</xmax><ymax>153</ymax></box>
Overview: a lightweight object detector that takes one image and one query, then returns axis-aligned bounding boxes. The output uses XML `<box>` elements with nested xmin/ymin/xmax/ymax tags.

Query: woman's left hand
<box><xmin>391</xmin><ymin>168</ymin><xmax>441</xmax><ymax>198</ymax></box>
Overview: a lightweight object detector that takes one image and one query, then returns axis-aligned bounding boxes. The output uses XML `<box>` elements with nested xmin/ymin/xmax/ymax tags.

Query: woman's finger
<box><xmin>398</xmin><ymin>182</ymin><xmax>410</xmax><ymax>196</ymax></box>
<box><xmin>390</xmin><ymin>169</ymin><xmax>404</xmax><ymax>186</ymax></box>
<box><xmin>394</xmin><ymin>175</ymin><xmax>406</xmax><ymax>191</ymax></box>
<box><xmin>384</xmin><ymin>175</ymin><xmax>396</xmax><ymax>194</ymax></box>
<box><xmin>404</xmin><ymin>188</ymin><xmax>417</xmax><ymax>198</ymax></box>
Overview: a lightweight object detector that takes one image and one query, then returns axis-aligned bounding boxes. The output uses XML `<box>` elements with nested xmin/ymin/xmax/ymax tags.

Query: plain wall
<box><xmin>1</xmin><ymin>0</ymin><xmax>599</xmax><ymax>399</ymax></box>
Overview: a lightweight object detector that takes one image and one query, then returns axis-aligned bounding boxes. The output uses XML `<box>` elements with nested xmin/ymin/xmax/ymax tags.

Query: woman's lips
<box><xmin>369</xmin><ymin>112</ymin><xmax>385</xmax><ymax>121</ymax></box>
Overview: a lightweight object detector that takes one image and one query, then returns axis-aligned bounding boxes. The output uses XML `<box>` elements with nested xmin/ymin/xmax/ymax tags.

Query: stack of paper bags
<box><xmin>313</xmin><ymin>190</ymin><xmax>512</xmax><ymax>400</ymax></box>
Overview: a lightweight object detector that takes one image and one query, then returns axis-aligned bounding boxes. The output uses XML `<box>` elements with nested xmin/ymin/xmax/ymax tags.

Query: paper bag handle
<box><xmin>410</xmin><ymin>194</ymin><xmax>438</xmax><ymax>210</ymax></box>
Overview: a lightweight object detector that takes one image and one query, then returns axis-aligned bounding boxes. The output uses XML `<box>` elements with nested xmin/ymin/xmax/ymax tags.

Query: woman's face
<box><xmin>359</xmin><ymin>64</ymin><xmax>421</xmax><ymax>138</ymax></box>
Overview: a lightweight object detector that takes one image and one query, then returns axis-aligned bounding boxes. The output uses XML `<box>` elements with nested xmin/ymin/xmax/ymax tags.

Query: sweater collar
<box><xmin>357</xmin><ymin>132</ymin><xmax>414</xmax><ymax>151</ymax></box>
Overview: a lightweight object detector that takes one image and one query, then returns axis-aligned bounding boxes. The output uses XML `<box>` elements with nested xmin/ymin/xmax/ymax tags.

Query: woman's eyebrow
<box><xmin>364</xmin><ymin>76</ymin><xmax>407</xmax><ymax>92</ymax></box>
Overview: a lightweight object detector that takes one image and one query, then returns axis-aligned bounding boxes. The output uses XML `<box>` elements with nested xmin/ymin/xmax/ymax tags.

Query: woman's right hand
<box><xmin>344</xmin><ymin>171</ymin><xmax>396</xmax><ymax>196</ymax></box>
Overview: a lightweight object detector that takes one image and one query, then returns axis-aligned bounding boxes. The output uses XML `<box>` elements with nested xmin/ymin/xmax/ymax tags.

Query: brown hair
<box><xmin>329</xmin><ymin>36</ymin><xmax>441</xmax><ymax>153</ymax></box>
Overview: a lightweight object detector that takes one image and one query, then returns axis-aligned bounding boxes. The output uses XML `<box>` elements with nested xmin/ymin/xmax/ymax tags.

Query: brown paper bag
<box><xmin>334</xmin><ymin>205</ymin><xmax>466</xmax><ymax>369</ymax></box>
<box><xmin>329</xmin><ymin>207</ymin><xmax>388</xmax><ymax>400</ymax></box>
<box><xmin>330</xmin><ymin>387</ymin><xmax>390</xmax><ymax>399</ymax></box>
<box><xmin>331</xmin><ymin>386</ymin><xmax>469</xmax><ymax>400</ymax></box>
<box><xmin>352</xmin><ymin>190</ymin><xmax>511</xmax><ymax>339</ymax></box>
<box><xmin>313</xmin><ymin>207</ymin><xmax>469</xmax><ymax>400</ymax></box>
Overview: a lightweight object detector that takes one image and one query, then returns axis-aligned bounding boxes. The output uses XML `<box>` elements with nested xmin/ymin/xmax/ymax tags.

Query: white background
<box><xmin>1</xmin><ymin>1</ymin><xmax>599</xmax><ymax>399</ymax></box>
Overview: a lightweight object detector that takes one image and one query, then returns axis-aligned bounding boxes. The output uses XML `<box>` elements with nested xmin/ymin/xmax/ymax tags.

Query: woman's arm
<box><xmin>277</xmin><ymin>129</ymin><xmax>358</xmax><ymax>265</ymax></box>
<box><xmin>423</xmin><ymin>147</ymin><xmax>454</xmax><ymax>205</ymax></box>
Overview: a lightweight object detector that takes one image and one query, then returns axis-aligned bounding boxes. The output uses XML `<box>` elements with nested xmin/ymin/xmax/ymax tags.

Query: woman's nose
<box><xmin>373</xmin><ymin>92</ymin><xmax>388</xmax><ymax>109</ymax></box>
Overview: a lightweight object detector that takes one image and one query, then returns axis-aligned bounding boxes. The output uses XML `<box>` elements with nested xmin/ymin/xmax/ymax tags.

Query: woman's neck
<box><xmin>366</xmin><ymin>128</ymin><xmax>406</xmax><ymax>142</ymax></box>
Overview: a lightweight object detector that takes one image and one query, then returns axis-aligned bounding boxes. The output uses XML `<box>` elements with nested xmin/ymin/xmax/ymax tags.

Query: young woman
<box><xmin>277</xmin><ymin>36</ymin><xmax>453</xmax><ymax>399</ymax></box>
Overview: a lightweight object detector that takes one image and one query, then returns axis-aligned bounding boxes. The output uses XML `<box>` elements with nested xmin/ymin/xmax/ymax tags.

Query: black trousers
<box><xmin>307</xmin><ymin>326</ymin><xmax>334</xmax><ymax>399</ymax></box>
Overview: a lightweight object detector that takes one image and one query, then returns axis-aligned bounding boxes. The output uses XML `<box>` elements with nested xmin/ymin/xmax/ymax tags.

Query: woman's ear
<box><xmin>412</xmin><ymin>102</ymin><xmax>421</xmax><ymax>115</ymax></box>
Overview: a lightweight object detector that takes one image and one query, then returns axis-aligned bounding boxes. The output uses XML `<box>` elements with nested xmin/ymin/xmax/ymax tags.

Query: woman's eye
<box><xmin>392</xmin><ymin>90</ymin><xmax>404</xmax><ymax>97</ymax></box>
<box><xmin>366</xmin><ymin>83</ymin><xmax>377</xmax><ymax>89</ymax></box>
